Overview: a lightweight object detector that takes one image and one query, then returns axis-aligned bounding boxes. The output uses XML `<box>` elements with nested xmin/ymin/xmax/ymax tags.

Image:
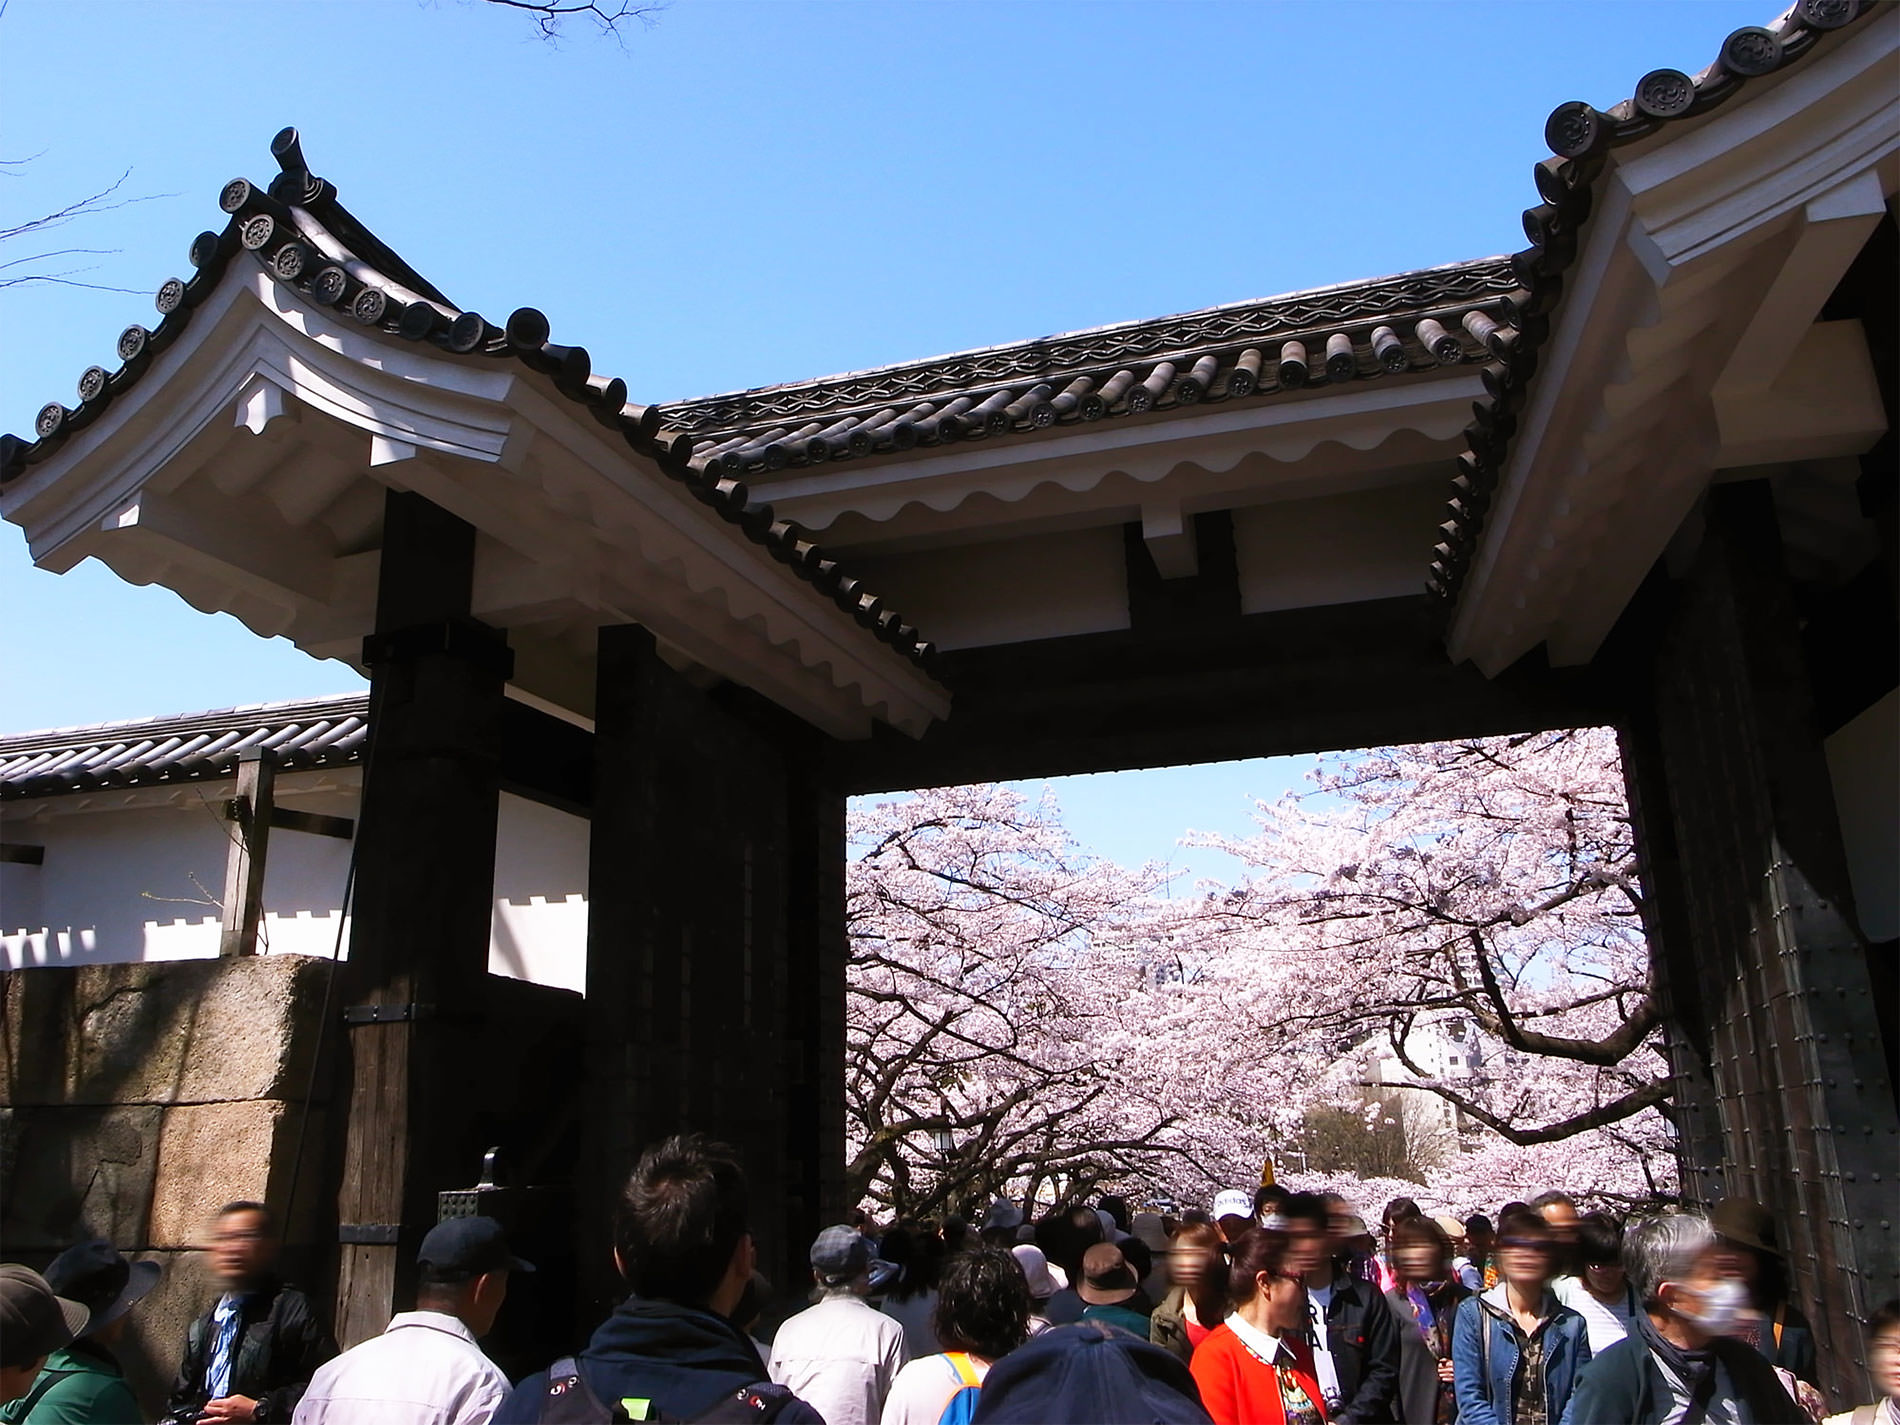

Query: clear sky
<box><xmin>0</xmin><ymin>0</ymin><xmax>1764</xmax><ymax>866</ymax></box>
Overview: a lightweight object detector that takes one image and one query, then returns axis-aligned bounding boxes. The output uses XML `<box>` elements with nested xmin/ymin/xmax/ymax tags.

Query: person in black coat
<box><xmin>1279</xmin><ymin>1193</ymin><xmax>1401</xmax><ymax>1423</ymax></box>
<box><xmin>161</xmin><ymin>1203</ymin><xmax>335</xmax><ymax>1425</ymax></box>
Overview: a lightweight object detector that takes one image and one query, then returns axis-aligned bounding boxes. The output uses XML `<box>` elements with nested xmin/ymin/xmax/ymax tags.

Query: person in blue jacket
<box><xmin>1451</xmin><ymin>1206</ymin><xmax>1591</xmax><ymax>1425</ymax></box>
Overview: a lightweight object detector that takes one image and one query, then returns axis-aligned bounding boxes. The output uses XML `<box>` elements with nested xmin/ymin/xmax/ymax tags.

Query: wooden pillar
<box><xmin>782</xmin><ymin>768</ymin><xmax>847</xmax><ymax>1275</ymax></box>
<box><xmin>583</xmin><ymin>627</ymin><xmax>838</xmax><ymax>1303</ymax></box>
<box><xmin>333</xmin><ymin>490</ymin><xmax>511</xmax><ymax>1347</ymax></box>
<box><xmin>1627</xmin><ymin>480</ymin><xmax>1899</xmax><ymax>1401</ymax></box>
<box><xmin>219</xmin><ymin>750</ymin><xmax>275</xmax><ymax>957</ymax></box>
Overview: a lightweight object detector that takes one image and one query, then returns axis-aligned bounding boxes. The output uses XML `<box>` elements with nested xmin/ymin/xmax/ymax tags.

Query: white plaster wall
<box><xmin>1</xmin><ymin>789</ymin><xmax>354</xmax><ymax>969</ymax></box>
<box><xmin>490</xmin><ymin>791</ymin><xmax>589</xmax><ymax>994</ymax></box>
<box><xmin>1825</xmin><ymin>686</ymin><xmax>1898</xmax><ymax>941</ymax></box>
<box><xmin>0</xmin><ymin>783</ymin><xmax>591</xmax><ymax>992</ymax></box>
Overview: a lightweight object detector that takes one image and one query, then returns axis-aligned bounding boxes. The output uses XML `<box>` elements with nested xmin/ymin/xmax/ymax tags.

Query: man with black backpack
<box><xmin>492</xmin><ymin>1134</ymin><xmax>821</xmax><ymax>1425</ymax></box>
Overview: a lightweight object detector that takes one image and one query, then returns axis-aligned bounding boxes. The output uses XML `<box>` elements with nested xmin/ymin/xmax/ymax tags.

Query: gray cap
<box><xmin>810</xmin><ymin>1225</ymin><xmax>871</xmax><ymax>1284</ymax></box>
<box><xmin>0</xmin><ymin>1265</ymin><xmax>89</xmax><ymax>1367</ymax></box>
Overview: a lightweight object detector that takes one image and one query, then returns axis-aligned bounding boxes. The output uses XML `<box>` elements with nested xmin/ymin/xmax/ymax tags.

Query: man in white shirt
<box><xmin>293</xmin><ymin>1216</ymin><xmax>531</xmax><ymax>1425</ymax></box>
<box><xmin>768</xmin><ymin>1225</ymin><xmax>909</xmax><ymax>1425</ymax></box>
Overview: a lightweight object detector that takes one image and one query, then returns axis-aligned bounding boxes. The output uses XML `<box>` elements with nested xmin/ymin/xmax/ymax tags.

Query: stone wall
<box><xmin>0</xmin><ymin>954</ymin><xmax>335</xmax><ymax>1417</ymax></box>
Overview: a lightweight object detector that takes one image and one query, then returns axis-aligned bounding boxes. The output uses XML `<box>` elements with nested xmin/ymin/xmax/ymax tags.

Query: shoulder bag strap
<box><xmin>1478</xmin><ymin>1303</ymin><xmax>1493</xmax><ymax>1402</ymax></box>
<box><xmin>943</xmin><ymin>1352</ymin><xmax>981</xmax><ymax>1388</ymax></box>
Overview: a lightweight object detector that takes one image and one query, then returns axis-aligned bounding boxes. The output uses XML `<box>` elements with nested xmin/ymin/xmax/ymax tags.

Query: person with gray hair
<box><xmin>1566</xmin><ymin>1212</ymin><xmax>1805</xmax><ymax>1425</ymax></box>
<box><xmin>768</xmin><ymin>1225</ymin><xmax>911</xmax><ymax>1425</ymax></box>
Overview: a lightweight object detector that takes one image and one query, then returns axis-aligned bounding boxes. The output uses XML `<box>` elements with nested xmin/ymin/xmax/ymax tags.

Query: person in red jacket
<box><xmin>1191</xmin><ymin>1227</ymin><xmax>1326</xmax><ymax>1425</ymax></box>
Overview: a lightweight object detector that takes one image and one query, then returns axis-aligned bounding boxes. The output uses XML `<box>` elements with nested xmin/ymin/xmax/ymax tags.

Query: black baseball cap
<box><xmin>44</xmin><ymin>1240</ymin><xmax>161</xmax><ymax>1336</ymax></box>
<box><xmin>416</xmin><ymin>1217</ymin><xmax>535</xmax><ymax>1277</ymax></box>
<box><xmin>0</xmin><ymin>1265</ymin><xmax>89</xmax><ymax>1368</ymax></box>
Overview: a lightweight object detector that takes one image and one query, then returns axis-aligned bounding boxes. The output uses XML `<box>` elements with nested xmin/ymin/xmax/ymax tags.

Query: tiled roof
<box><xmin>0</xmin><ymin>693</ymin><xmax>369</xmax><ymax>801</ymax></box>
<box><xmin>659</xmin><ymin>259</ymin><xmax>1523</xmax><ymax>478</ymax></box>
<box><xmin>1426</xmin><ymin>0</ymin><xmax>1881</xmax><ymax>607</ymax></box>
<box><xmin>0</xmin><ymin>131</ymin><xmax>937</xmax><ymax>671</ymax></box>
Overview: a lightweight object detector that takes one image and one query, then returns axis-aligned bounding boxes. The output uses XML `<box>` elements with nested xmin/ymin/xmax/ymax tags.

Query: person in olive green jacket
<box><xmin>2</xmin><ymin>1239</ymin><xmax>159</xmax><ymax>1425</ymax></box>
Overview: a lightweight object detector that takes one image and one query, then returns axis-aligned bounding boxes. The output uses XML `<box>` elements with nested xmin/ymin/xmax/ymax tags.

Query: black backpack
<box><xmin>538</xmin><ymin>1357</ymin><xmax>802</xmax><ymax>1424</ymax></box>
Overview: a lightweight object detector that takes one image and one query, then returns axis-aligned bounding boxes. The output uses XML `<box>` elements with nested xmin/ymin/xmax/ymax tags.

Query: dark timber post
<box><xmin>334</xmin><ymin>490</ymin><xmax>511</xmax><ymax>1347</ymax></box>
<box><xmin>1624</xmin><ymin>480</ymin><xmax>1900</xmax><ymax>1402</ymax></box>
<box><xmin>585</xmin><ymin>625</ymin><xmax>841</xmax><ymax>1304</ymax></box>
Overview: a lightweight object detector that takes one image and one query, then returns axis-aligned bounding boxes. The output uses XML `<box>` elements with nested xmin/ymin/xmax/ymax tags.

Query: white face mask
<box><xmin>1675</xmin><ymin>1277</ymin><xmax>1747</xmax><ymax>1332</ymax></box>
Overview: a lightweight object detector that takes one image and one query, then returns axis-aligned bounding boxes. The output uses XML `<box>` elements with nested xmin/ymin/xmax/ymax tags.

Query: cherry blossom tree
<box><xmin>844</xmin><ymin>726</ymin><xmax>1678</xmax><ymax>1222</ymax></box>
<box><xmin>844</xmin><ymin>784</ymin><xmax>1225</xmax><ymax>1218</ymax></box>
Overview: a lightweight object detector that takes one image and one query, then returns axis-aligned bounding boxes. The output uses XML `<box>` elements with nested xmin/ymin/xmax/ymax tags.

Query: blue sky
<box><xmin>0</xmin><ymin>0</ymin><xmax>1763</xmax><ymax>869</ymax></box>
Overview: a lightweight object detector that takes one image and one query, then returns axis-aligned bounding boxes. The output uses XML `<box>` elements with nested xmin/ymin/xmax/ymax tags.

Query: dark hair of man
<box><xmin>1391</xmin><ymin>1214</ymin><xmax>1451</xmax><ymax>1260</ymax></box>
<box><xmin>614</xmin><ymin>1133</ymin><xmax>748</xmax><ymax>1306</ymax></box>
<box><xmin>1122</xmin><ymin>1236</ymin><xmax>1152</xmax><ymax>1282</ymax></box>
<box><xmin>416</xmin><ymin>1262</ymin><xmax>480</xmax><ymax>1311</ymax></box>
<box><xmin>1497</xmin><ymin>1207</ymin><xmax>1552</xmax><ymax>1244</ymax></box>
<box><xmin>1871</xmin><ymin>1299</ymin><xmax>1900</xmax><ymax>1338</ymax></box>
<box><xmin>219</xmin><ymin>1201</ymin><xmax>275</xmax><ymax>1233</ymax></box>
<box><xmin>941</xmin><ymin>1215</ymin><xmax>969</xmax><ymax>1255</ymax></box>
<box><xmin>847</xmin><ymin>1208</ymin><xmax>869</xmax><ymax>1229</ymax></box>
<box><xmin>1254</xmin><ymin>1184</ymin><xmax>1290</xmax><ymax>1217</ymax></box>
<box><xmin>1098</xmin><ymin>1195</ymin><xmax>1131</xmax><ymax>1233</ymax></box>
<box><xmin>1226</xmin><ymin>1226</ymin><xmax>1295</xmax><ymax>1306</ymax></box>
<box><xmin>1576</xmin><ymin>1211</ymin><xmax>1624</xmax><ymax>1266</ymax></box>
<box><xmin>1499</xmin><ymin>1201</ymin><xmax>1529</xmax><ymax>1219</ymax></box>
<box><xmin>932</xmin><ymin>1248</ymin><xmax>1029</xmax><ymax>1361</ymax></box>
<box><xmin>1043</xmin><ymin>1204</ymin><xmax>1105</xmax><ymax>1280</ymax></box>
<box><xmin>1464</xmin><ymin>1214</ymin><xmax>1493</xmax><ymax>1237</ymax></box>
<box><xmin>1529</xmin><ymin>1190</ymin><xmax>1577</xmax><ymax>1213</ymax></box>
<box><xmin>1277</xmin><ymin>1193</ymin><xmax>1329</xmax><ymax>1230</ymax></box>
<box><xmin>1180</xmin><ymin>1207</ymin><xmax>1212</xmax><ymax>1227</ymax></box>
<box><xmin>1383</xmin><ymin>1197</ymin><xmax>1422</xmax><ymax>1230</ymax></box>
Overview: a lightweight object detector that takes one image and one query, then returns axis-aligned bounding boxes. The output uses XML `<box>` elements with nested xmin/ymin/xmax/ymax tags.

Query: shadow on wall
<box><xmin>1</xmin><ymin>796</ymin><xmax>354</xmax><ymax>968</ymax></box>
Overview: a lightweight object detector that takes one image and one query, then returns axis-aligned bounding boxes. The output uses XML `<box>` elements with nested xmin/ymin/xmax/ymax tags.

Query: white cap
<box><xmin>1212</xmin><ymin>1189</ymin><xmax>1254</xmax><ymax>1220</ymax></box>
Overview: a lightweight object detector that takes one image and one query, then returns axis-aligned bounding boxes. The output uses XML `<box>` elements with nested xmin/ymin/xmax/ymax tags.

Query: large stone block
<box><xmin>0</xmin><ymin>953</ymin><xmax>333</xmax><ymax>1107</ymax></box>
<box><xmin>0</xmin><ymin>1104</ymin><xmax>162</xmax><ymax>1250</ymax></box>
<box><xmin>149</xmin><ymin>1100</ymin><xmax>291</xmax><ymax>1248</ymax></box>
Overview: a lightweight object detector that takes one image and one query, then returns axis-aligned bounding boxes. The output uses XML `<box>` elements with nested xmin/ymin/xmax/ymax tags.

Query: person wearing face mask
<box><xmin>1566</xmin><ymin>1212</ymin><xmax>1805</xmax><ymax>1425</ymax></box>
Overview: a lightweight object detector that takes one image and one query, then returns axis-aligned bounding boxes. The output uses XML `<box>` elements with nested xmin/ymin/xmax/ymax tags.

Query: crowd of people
<box><xmin>2</xmin><ymin>1138</ymin><xmax>1896</xmax><ymax>1425</ymax></box>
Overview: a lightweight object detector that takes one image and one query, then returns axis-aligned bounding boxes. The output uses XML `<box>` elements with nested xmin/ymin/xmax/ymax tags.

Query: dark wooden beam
<box><xmin>269</xmin><ymin>806</ymin><xmax>355</xmax><ymax>841</ymax></box>
<box><xmin>219</xmin><ymin>751</ymin><xmax>274</xmax><ymax>957</ymax></box>
<box><xmin>0</xmin><ymin>843</ymin><xmax>44</xmax><ymax>865</ymax></box>
<box><xmin>334</xmin><ymin>489</ymin><xmax>512</xmax><ymax>1348</ymax></box>
<box><xmin>833</xmin><ymin>595</ymin><xmax>1621</xmax><ymax>793</ymax></box>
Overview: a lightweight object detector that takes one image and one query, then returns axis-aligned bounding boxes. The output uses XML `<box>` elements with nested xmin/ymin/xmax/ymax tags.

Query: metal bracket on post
<box><xmin>337</xmin><ymin>1224</ymin><xmax>401</xmax><ymax>1245</ymax></box>
<box><xmin>342</xmin><ymin>1003</ymin><xmax>435</xmax><ymax>1026</ymax></box>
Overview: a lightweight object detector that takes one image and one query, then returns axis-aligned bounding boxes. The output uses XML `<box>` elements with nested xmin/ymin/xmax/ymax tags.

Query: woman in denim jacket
<box><xmin>1451</xmin><ymin>1208</ymin><xmax>1591</xmax><ymax>1425</ymax></box>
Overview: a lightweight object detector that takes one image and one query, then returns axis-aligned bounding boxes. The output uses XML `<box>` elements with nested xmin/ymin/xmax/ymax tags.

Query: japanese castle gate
<box><xmin>4</xmin><ymin>0</ymin><xmax>1896</xmax><ymax>1398</ymax></box>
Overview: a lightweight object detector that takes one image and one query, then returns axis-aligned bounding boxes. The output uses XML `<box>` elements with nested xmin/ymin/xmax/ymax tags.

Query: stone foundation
<box><xmin>0</xmin><ymin>955</ymin><xmax>335</xmax><ymax>1416</ymax></box>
